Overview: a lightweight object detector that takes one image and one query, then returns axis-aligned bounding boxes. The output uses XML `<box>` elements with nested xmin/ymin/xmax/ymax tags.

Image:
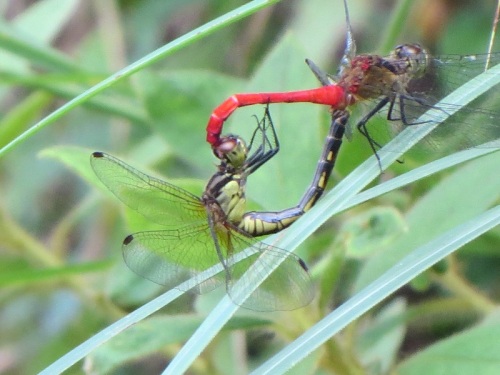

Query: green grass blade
<box><xmin>253</xmin><ymin>206</ymin><xmax>500</xmax><ymax>374</ymax></box>
<box><xmin>38</xmin><ymin>11</ymin><xmax>500</xmax><ymax>374</ymax></box>
<box><xmin>0</xmin><ymin>261</ymin><xmax>112</xmax><ymax>287</ymax></box>
<box><xmin>38</xmin><ymin>261</ymin><xmax>226</xmax><ymax>375</ymax></box>
<box><xmin>348</xmin><ymin>146</ymin><xmax>499</xmax><ymax>210</ymax></box>
<box><xmin>0</xmin><ymin>0</ymin><xmax>280</xmax><ymax>159</ymax></box>
<box><xmin>160</xmin><ymin>45</ymin><xmax>500</xmax><ymax>374</ymax></box>
<box><xmin>0</xmin><ymin>0</ymin><xmax>81</xmax><ymax>73</ymax></box>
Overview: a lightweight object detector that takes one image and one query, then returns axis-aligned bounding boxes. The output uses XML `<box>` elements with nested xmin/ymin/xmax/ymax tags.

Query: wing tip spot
<box><xmin>92</xmin><ymin>151</ymin><xmax>104</xmax><ymax>158</ymax></box>
<box><xmin>298</xmin><ymin>258</ymin><xmax>309</xmax><ymax>272</ymax></box>
<box><xmin>123</xmin><ymin>234</ymin><xmax>134</xmax><ymax>245</ymax></box>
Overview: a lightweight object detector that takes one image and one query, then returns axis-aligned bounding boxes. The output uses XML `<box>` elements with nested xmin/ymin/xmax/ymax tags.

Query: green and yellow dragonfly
<box><xmin>91</xmin><ymin>109</ymin><xmax>348</xmax><ymax>311</ymax></box>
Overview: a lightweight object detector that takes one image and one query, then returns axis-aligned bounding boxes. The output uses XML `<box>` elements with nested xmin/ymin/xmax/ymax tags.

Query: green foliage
<box><xmin>0</xmin><ymin>1</ymin><xmax>499</xmax><ymax>374</ymax></box>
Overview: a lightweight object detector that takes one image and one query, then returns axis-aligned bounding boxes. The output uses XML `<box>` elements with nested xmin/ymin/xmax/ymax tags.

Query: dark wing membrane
<box><xmin>91</xmin><ymin>152</ymin><xmax>207</xmax><ymax>227</ymax></box>
<box><xmin>224</xmin><ymin>230</ymin><xmax>314</xmax><ymax>312</ymax></box>
<box><xmin>122</xmin><ymin>225</ymin><xmax>227</xmax><ymax>293</ymax></box>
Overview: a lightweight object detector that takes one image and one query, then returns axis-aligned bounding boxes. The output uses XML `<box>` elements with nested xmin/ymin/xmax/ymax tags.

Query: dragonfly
<box><xmin>205</xmin><ymin>0</ymin><xmax>500</xmax><ymax>165</ymax></box>
<box><xmin>91</xmin><ymin>108</ymin><xmax>349</xmax><ymax>311</ymax></box>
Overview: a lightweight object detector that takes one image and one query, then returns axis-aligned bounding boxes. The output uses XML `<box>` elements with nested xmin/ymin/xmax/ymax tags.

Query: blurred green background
<box><xmin>0</xmin><ymin>0</ymin><xmax>499</xmax><ymax>374</ymax></box>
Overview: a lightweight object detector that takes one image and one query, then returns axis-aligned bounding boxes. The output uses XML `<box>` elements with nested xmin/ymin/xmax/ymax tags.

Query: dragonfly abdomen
<box><xmin>300</xmin><ymin>110</ymin><xmax>348</xmax><ymax>211</ymax></box>
<box><xmin>237</xmin><ymin>110</ymin><xmax>349</xmax><ymax>237</ymax></box>
<box><xmin>239</xmin><ymin>211</ymin><xmax>296</xmax><ymax>236</ymax></box>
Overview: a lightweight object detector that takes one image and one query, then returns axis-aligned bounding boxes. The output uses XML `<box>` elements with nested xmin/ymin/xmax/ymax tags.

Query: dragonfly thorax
<box><xmin>204</xmin><ymin>171</ymin><xmax>247</xmax><ymax>227</ymax></box>
<box><xmin>339</xmin><ymin>54</ymin><xmax>400</xmax><ymax>100</ymax></box>
<box><xmin>338</xmin><ymin>43</ymin><xmax>431</xmax><ymax>102</ymax></box>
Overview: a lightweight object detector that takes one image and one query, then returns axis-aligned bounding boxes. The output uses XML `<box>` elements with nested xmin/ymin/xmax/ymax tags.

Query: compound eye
<box><xmin>213</xmin><ymin>136</ymin><xmax>247</xmax><ymax>167</ymax></box>
<box><xmin>393</xmin><ymin>45</ymin><xmax>403</xmax><ymax>57</ymax></box>
<box><xmin>391</xmin><ymin>43</ymin><xmax>429</xmax><ymax>75</ymax></box>
<box><xmin>213</xmin><ymin>136</ymin><xmax>237</xmax><ymax>159</ymax></box>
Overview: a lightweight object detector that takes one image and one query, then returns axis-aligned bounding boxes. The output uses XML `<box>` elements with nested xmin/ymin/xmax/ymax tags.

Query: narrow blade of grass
<box><xmin>0</xmin><ymin>0</ymin><xmax>280</xmax><ymax>159</ymax></box>
<box><xmin>163</xmin><ymin>53</ymin><xmax>500</xmax><ymax>374</ymax></box>
<box><xmin>253</xmin><ymin>206</ymin><xmax>500</xmax><ymax>374</ymax></box>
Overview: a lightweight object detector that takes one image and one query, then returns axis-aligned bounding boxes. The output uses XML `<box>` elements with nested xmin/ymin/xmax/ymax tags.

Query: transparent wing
<box><xmin>407</xmin><ymin>52</ymin><xmax>500</xmax><ymax>150</ymax></box>
<box><xmin>122</xmin><ymin>223</ymin><xmax>313</xmax><ymax>311</ymax></box>
<box><xmin>430</xmin><ymin>52</ymin><xmax>500</xmax><ymax>89</ymax></box>
<box><xmin>90</xmin><ymin>152</ymin><xmax>207</xmax><ymax>227</ymax></box>
<box><xmin>224</xmin><ymin>230</ymin><xmax>314</xmax><ymax>312</ymax></box>
<box><xmin>358</xmin><ymin>51</ymin><xmax>500</xmax><ymax>155</ymax></box>
<box><xmin>122</xmin><ymin>224</ymin><xmax>227</xmax><ymax>293</ymax></box>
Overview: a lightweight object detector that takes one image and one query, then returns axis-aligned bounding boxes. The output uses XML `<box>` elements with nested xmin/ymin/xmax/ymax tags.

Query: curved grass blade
<box><xmin>39</xmin><ymin>20</ymin><xmax>500</xmax><ymax>375</ymax></box>
<box><xmin>163</xmin><ymin>55</ymin><xmax>500</xmax><ymax>374</ymax></box>
<box><xmin>38</xmin><ymin>261</ymin><xmax>226</xmax><ymax>375</ymax></box>
<box><xmin>0</xmin><ymin>0</ymin><xmax>281</xmax><ymax>159</ymax></box>
<box><xmin>252</xmin><ymin>206</ymin><xmax>500</xmax><ymax>374</ymax></box>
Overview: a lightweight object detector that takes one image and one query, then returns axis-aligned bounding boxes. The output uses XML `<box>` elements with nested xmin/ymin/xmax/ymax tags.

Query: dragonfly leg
<box><xmin>356</xmin><ymin>96</ymin><xmax>390</xmax><ymax>168</ymax></box>
<box><xmin>238</xmin><ymin>110</ymin><xmax>349</xmax><ymax>237</ymax></box>
<box><xmin>245</xmin><ymin>105</ymin><xmax>280</xmax><ymax>174</ymax></box>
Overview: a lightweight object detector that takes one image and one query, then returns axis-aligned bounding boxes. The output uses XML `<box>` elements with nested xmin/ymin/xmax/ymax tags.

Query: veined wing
<box><xmin>122</xmin><ymin>223</ymin><xmax>228</xmax><ymax>293</ymax></box>
<box><xmin>357</xmin><ymin>49</ymin><xmax>500</xmax><ymax>155</ymax></box>
<box><xmin>122</xmin><ymin>220</ymin><xmax>313</xmax><ymax>311</ymax></box>
<box><xmin>91</xmin><ymin>152</ymin><xmax>207</xmax><ymax>227</ymax></box>
<box><xmin>223</xmin><ymin>229</ymin><xmax>314</xmax><ymax>312</ymax></box>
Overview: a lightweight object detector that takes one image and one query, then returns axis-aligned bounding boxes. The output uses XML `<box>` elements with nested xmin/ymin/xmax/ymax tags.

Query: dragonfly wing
<box><xmin>91</xmin><ymin>152</ymin><xmax>207</xmax><ymax>227</ymax></box>
<box><xmin>390</xmin><ymin>52</ymin><xmax>500</xmax><ymax>153</ymax></box>
<box><xmin>224</xmin><ymin>231</ymin><xmax>314</xmax><ymax>312</ymax></box>
<box><xmin>122</xmin><ymin>225</ymin><xmax>226</xmax><ymax>293</ymax></box>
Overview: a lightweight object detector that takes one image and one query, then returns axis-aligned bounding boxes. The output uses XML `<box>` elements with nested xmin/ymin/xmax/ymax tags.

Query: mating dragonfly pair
<box><xmin>92</xmin><ymin>5</ymin><xmax>500</xmax><ymax>311</ymax></box>
<box><xmin>207</xmin><ymin>42</ymin><xmax>500</xmax><ymax>167</ymax></box>
<box><xmin>207</xmin><ymin>0</ymin><xmax>499</xmax><ymax>164</ymax></box>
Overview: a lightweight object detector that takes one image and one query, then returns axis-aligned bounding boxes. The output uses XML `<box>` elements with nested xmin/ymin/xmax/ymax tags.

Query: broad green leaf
<box><xmin>397</xmin><ymin>312</ymin><xmax>500</xmax><ymax>375</ymax></box>
<box><xmin>340</xmin><ymin>206</ymin><xmax>407</xmax><ymax>259</ymax></box>
<box><xmin>40</xmin><ymin>145</ymin><xmax>206</xmax><ymax>198</ymax></box>
<box><xmin>357</xmin><ymin>298</ymin><xmax>407</xmax><ymax>373</ymax></box>
<box><xmin>39</xmin><ymin>146</ymin><xmax>103</xmax><ymax>190</ymax></box>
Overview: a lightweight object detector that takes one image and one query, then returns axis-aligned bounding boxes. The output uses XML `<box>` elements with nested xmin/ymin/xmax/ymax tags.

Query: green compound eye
<box><xmin>224</xmin><ymin>137</ymin><xmax>247</xmax><ymax>168</ymax></box>
<box><xmin>212</xmin><ymin>135</ymin><xmax>248</xmax><ymax>168</ymax></box>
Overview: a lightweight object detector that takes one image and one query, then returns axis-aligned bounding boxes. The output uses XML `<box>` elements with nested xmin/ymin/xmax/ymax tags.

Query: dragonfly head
<box><xmin>390</xmin><ymin>43</ymin><xmax>430</xmax><ymax>77</ymax></box>
<box><xmin>213</xmin><ymin>135</ymin><xmax>248</xmax><ymax>169</ymax></box>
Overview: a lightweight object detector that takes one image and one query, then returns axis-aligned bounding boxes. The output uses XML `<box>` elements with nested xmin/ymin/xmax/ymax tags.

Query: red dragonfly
<box><xmin>206</xmin><ymin>2</ymin><xmax>500</xmax><ymax>161</ymax></box>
